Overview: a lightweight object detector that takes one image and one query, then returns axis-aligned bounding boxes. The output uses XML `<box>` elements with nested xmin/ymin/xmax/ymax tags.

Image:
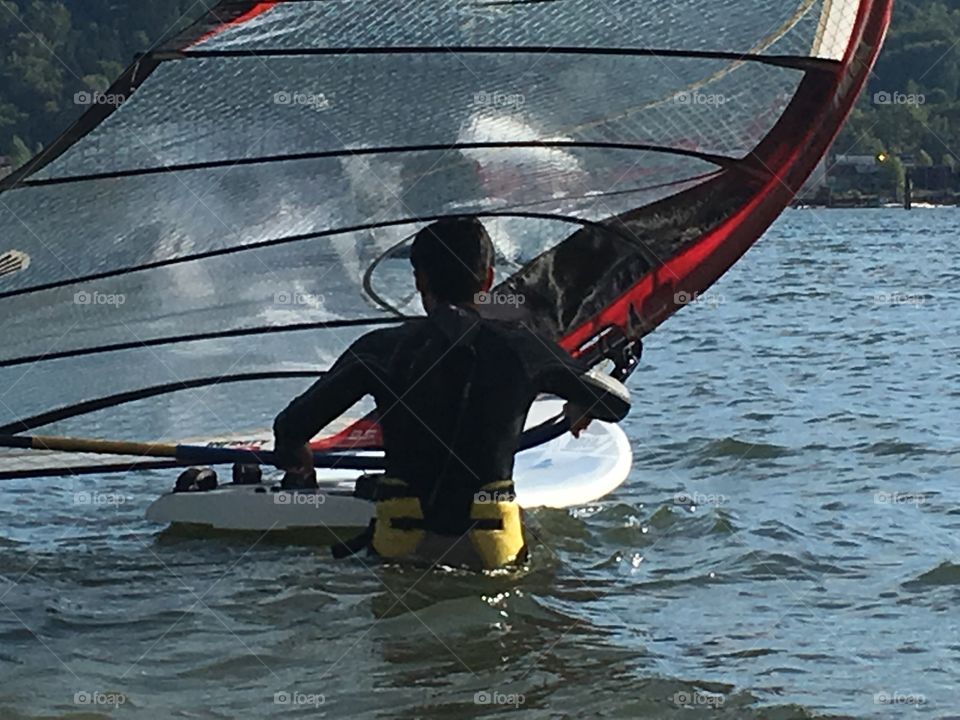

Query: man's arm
<box><xmin>532</xmin><ymin>338</ymin><xmax>631</xmax><ymax>428</ymax></box>
<box><xmin>273</xmin><ymin>336</ymin><xmax>382</xmax><ymax>469</ymax></box>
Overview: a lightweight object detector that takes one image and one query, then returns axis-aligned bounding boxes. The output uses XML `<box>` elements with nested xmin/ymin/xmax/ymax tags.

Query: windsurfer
<box><xmin>273</xmin><ymin>216</ymin><xmax>630</xmax><ymax>570</ymax></box>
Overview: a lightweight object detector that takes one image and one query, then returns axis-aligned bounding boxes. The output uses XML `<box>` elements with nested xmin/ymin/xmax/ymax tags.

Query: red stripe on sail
<box><xmin>188</xmin><ymin>2</ymin><xmax>280</xmax><ymax>49</ymax></box>
<box><xmin>559</xmin><ymin>0</ymin><xmax>892</xmax><ymax>355</ymax></box>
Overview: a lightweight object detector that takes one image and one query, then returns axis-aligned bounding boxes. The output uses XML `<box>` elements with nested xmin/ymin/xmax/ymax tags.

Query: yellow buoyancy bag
<box><xmin>371</xmin><ymin>479</ymin><xmax>426</xmax><ymax>559</ymax></box>
<box><xmin>370</xmin><ymin>479</ymin><xmax>525</xmax><ymax>570</ymax></box>
<box><xmin>467</xmin><ymin>481</ymin><xmax>525</xmax><ymax>569</ymax></box>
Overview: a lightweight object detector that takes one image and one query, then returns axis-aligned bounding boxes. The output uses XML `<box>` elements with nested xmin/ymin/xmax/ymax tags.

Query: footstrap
<box><xmin>331</xmin><ymin>519</ymin><xmax>376</xmax><ymax>559</ymax></box>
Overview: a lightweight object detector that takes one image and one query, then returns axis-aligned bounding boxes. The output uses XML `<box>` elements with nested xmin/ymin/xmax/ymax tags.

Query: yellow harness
<box><xmin>370</xmin><ymin>479</ymin><xmax>525</xmax><ymax>570</ymax></box>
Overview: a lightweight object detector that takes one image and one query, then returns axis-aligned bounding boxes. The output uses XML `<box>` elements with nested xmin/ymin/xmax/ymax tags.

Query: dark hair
<box><xmin>410</xmin><ymin>217</ymin><xmax>494</xmax><ymax>304</ymax></box>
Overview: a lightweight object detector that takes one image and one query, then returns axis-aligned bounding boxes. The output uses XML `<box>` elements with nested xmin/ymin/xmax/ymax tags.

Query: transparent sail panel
<box><xmin>33</xmin><ymin>55</ymin><xmax>801</xmax><ymax>179</ymax></box>
<box><xmin>191</xmin><ymin>0</ymin><xmax>831</xmax><ymax>58</ymax></box>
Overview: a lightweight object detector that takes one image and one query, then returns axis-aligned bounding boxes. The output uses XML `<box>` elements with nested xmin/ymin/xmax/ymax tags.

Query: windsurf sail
<box><xmin>0</xmin><ymin>0</ymin><xmax>891</xmax><ymax>475</ymax></box>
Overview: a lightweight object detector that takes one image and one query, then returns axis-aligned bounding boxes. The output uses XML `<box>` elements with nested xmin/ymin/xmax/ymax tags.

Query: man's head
<box><xmin>410</xmin><ymin>217</ymin><xmax>494</xmax><ymax>310</ymax></box>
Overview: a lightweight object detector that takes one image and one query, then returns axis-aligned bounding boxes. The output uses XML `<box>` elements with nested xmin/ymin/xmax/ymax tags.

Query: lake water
<box><xmin>1</xmin><ymin>208</ymin><xmax>959</xmax><ymax>718</ymax></box>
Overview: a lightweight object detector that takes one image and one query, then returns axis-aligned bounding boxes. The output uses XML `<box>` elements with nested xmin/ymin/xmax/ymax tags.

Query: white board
<box><xmin>145</xmin><ymin>398</ymin><xmax>632</xmax><ymax>532</ymax></box>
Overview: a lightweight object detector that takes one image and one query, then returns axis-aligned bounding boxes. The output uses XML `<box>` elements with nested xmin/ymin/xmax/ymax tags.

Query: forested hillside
<box><xmin>0</xmin><ymin>0</ymin><xmax>203</xmax><ymax>167</ymax></box>
<box><xmin>835</xmin><ymin>0</ymin><xmax>960</xmax><ymax>166</ymax></box>
<box><xmin>1</xmin><ymin>0</ymin><xmax>957</xmax><ymax>170</ymax></box>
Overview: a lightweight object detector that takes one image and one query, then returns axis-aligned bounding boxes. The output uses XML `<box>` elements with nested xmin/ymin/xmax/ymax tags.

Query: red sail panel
<box><xmin>186</xmin><ymin>2</ymin><xmax>281</xmax><ymax>49</ymax></box>
<box><xmin>559</xmin><ymin>0</ymin><xmax>892</xmax><ymax>352</ymax></box>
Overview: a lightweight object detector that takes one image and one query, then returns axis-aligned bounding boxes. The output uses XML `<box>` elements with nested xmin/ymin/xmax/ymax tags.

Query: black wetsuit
<box><xmin>274</xmin><ymin>305</ymin><xmax>629</xmax><ymax>534</ymax></box>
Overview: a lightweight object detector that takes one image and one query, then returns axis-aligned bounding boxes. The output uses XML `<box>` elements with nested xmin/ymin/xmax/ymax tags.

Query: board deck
<box><xmin>146</xmin><ymin>398</ymin><xmax>632</xmax><ymax>532</ymax></box>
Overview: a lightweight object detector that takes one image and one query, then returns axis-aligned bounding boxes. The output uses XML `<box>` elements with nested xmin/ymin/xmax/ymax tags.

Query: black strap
<box><xmin>353</xmin><ymin>473</ymin><xmax>391</xmax><ymax>500</ymax></box>
<box><xmin>389</xmin><ymin>516</ymin><xmax>504</xmax><ymax>532</ymax></box>
<box><xmin>330</xmin><ymin>510</ymin><xmax>506</xmax><ymax>561</ymax></box>
<box><xmin>330</xmin><ymin>520</ymin><xmax>376</xmax><ymax>559</ymax></box>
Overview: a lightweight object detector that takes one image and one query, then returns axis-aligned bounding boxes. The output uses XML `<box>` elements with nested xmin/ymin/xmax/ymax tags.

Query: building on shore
<box><xmin>795</xmin><ymin>156</ymin><xmax>829</xmax><ymax>201</ymax></box>
<box><xmin>794</xmin><ymin>152</ymin><xmax>959</xmax><ymax>207</ymax></box>
<box><xmin>830</xmin><ymin>154</ymin><xmax>894</xmax><ymax>196</ymax></box>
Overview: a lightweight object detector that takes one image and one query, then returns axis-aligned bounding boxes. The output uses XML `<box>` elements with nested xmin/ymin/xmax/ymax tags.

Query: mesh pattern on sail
<box><xmin>34</xmin><ymin>55</ymin><xmax>801</xmax><ymax>179</ymax></box>
<box><xmin>0</xmin><ymin>0</ymin><xmax>874</xmax><ymax>435</ymax></box>
<box><xmin>187</xmin><ymin>0</ymin><xmax>827</xmax><ymax>57</ymax></box>
<box><xmin>1</xmin><ymin>148</ymin><xmax>716</xmax><ymax>298</ymax></box>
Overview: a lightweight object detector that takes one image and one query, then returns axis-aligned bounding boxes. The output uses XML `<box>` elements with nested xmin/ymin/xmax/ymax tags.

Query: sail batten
<box><xmin>0</xmin><ymin>0</ymin><xmax>891</xmax><ymax>440</ymax></box>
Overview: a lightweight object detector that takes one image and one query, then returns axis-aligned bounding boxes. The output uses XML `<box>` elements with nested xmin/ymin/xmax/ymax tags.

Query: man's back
<box><xmin>274</xmin><ymin>304</ymin><xmax>627</xmax><ymax>535</ymax></box>
<box><xmin>273</xmin><ymin>216</ymin><xmax>628</xmax><ymax>566</ymax></box>
<box><xmin>358</xmin><ymin>307</ymin><xmax>545</xmax><ymax>531</ymax></box>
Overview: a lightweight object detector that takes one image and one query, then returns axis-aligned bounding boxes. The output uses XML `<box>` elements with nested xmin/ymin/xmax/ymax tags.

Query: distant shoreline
<box><xmin>792</xmin><ymin>193</ymin><xmax>960</xmax><ymax>209</ymax></box>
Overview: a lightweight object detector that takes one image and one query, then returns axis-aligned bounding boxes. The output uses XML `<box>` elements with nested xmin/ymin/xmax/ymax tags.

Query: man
<box><xmin>273</xmin><ymin>216</ymin><xmax>630</xmax><ymax>570</ymax></box>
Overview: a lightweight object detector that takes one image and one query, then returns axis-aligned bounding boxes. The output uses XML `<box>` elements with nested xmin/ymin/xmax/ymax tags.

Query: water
<box><xmin>2</xmin><ymin>208</ymin><xmax>959</xmax><ymax>718</ymax></box>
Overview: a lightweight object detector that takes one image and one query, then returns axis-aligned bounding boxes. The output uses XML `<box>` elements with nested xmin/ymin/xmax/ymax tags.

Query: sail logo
<box><xmin>0</xmin><ymin>249</ymin><xmax>29</xmax><ymax>278</ymax></box>
<box><xmin>345</xmin><ymin>426</ymin><xmax>380</xmax><ymax>445</ymax></box>
<box><xmin>674</xmin><ymin>91</ymin><xmax>727</xmax><ymax>106</ymax></box>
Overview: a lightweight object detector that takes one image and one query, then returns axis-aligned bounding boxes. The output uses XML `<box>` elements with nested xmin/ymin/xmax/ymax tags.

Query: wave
<box><xmin>697</xmin><ymin>438</ymin><xmax>793</xmax><ymax>460</ymax></box>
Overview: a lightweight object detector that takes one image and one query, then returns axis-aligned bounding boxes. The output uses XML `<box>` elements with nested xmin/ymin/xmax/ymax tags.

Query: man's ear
<box><xmin>481</xmin><ymin>266</ymin><xmax>494</xmax><ymax>292</ymax></box>
<box><xmin>414</xmin><ymin>269</ymin><xmax>427</xmax><ymax>294</ymax></box>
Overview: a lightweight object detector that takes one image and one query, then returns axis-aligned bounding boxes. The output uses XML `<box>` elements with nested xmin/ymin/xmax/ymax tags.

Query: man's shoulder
<box><xmin>477</xmin><ymin>317</ymin><xmax>554</xmax><ymax>346</ymax></box>
<box><xmin>350</xmin><ymin>319</ymin><xmax>428</xmax><ymax>350</ymax></box>
<box><xmin>351</xmin><ymin>316</ymin><xmax>559</xmax><ymax>356</ymax></box>
<box><xmin>482</xmin><ymin>318</ymin><xmax>583</xmax><ymax>369</ymax></box>
<box><xmin>475</xmin><ymin>318</ymin><xmax>578</xmax><ymax>369</ymax></box>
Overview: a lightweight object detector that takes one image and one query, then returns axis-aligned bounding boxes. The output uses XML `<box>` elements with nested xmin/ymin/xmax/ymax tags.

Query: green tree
<box><xmin>0</xmin><ymin>0</ymin><xmax>204</xmax><ymax>168</ymax></box>
<box><xmin>9</xmin><ymin>135</ymin><xmax>32</xmax><ymax>167</ymax></box>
